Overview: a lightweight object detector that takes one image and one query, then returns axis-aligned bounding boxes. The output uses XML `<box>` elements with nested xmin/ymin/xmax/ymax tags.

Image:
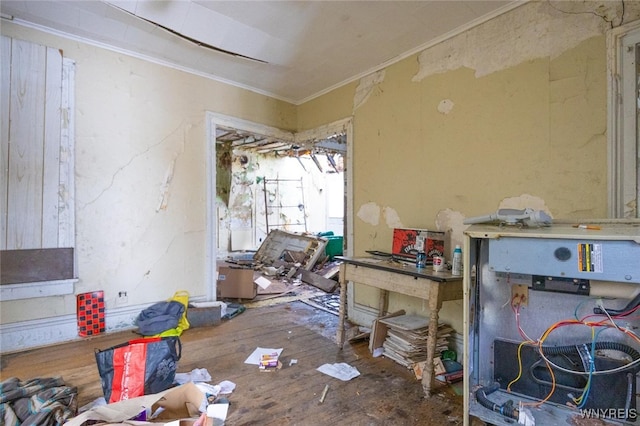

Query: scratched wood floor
<box><xmin>0</xmin><ymin>300</ymin><xmax>464</xmax><ymax>425</ymax></box>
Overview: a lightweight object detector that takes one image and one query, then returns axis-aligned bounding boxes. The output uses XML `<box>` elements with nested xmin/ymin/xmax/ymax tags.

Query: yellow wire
<box><xmin>507</xmin><ymin>340</ymin><xmax>528</xmax><ymax>391</ymax></box>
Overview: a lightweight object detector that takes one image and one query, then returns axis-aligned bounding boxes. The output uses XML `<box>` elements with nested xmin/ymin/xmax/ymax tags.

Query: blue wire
<box><xmin>574</xmin><ymin>298</ymin><xmax>596</xmax><ymax>320</ymax></box>
<box><xmin>577</xmin><ymin>327</ymin><xmax>606</xmax><ymax>409</ymax></box>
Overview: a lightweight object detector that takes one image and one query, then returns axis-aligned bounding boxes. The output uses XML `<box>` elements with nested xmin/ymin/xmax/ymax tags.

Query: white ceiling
<box><xmin>1</xmin><ymin>0</ymin><xmax>521</xmax><ymax>104</ymax></box>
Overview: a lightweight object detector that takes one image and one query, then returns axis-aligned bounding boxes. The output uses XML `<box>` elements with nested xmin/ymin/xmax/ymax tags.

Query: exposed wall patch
<box><xmin>498</xmin><ymin>193</ymin><xmax>551</xmax><ymax>217</ymax></box>
<box><xmin>156</xmin><ymin>156</ymin><xmax>176</xmax><ymax>212</ymax></box>
<box><xmin>437</xmin><ymin>99</ymin><xmax>454</xmax><ymax>114</ymax></box>
<box><xmin>353</xmin><ymin>70</ymin><xmax>385</xmax><ymax>111</ymax></box>
<box><xmin>383</xmin><ymin>206</ymin><xmax>403</xmax><ymax>229</ymax></box>
<box><xmin>357</xmin><ymin>202</ymin><xmax>381</xmax><ymax>226</ymax></box>
<box><xmin>412</xmin><ymin>1</ymin><xmax>609</xmax><ymax>82</ymax></box>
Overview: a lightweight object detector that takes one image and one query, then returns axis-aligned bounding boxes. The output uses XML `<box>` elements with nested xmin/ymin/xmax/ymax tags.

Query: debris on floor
<box><xmin>218</xmin><ymin>229</ymin><xmax>344</xmax><ymax>305</ymax></box>
<box><xmin>244</xmin><ymin>347</ymin><xmax>284</xmax><ymax>366</ymax></box>
<box><xmin>316</xmin><ymin>362</ymin><xmax>360</xmax><ymax>381</ymax></box>
<box><xmin>0</xmin><ymin>377</ymin><xmax>78</xmax><ymax>426</ymax></box>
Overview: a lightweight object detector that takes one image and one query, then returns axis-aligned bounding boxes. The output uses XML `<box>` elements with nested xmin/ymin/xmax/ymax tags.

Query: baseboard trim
<box><xmin>0</xmin><ymin>303</ymin><xmax>142</xmax><ymax>354</ymax></box>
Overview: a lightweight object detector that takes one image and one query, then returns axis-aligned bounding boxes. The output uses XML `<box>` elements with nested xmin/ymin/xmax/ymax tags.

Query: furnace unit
<box><xmin>463</xmin><ymin>221</ymin><xmax>640</xmax><ymax>425</ymax></box>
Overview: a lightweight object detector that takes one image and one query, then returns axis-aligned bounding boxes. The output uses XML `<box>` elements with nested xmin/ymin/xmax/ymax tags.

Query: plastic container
<box><xmin>325</xmin><ymin>236</ymin><xmax>344</xmax><ymax>259</ymax></box>
<box><xmin>452</xmin><ymin>245</ymin><xmax>462</xmax><ymax>276</ymax></box>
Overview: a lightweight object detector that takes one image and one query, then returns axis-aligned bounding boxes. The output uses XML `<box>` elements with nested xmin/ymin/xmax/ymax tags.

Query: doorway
<box><xmin>206</xmin><ymin>112</ymin><xmax>353</xmax><ymax>298</ymax></box>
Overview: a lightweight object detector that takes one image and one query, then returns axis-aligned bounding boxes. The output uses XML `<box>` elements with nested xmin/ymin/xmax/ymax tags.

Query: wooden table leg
<box><xmin>423</xmin><ymin>284</ymin><xmax>442</xmax><ymax>397</ymax></box>
<box><xmin>336</xmin><ymin>263</ymin><xmax>347</xmax><ymax>348</ymax></box>
<box><xmin>378</xmin><ymin>289</ymin><xmax>389</xmax><ymax>316</ymax></box>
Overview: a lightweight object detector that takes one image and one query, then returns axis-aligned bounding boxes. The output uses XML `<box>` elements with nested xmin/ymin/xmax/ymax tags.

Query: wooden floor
<box><xmin>0</xmin><ymin>299</ymin><xmax>463</xmax><ymax>425</ymax></box>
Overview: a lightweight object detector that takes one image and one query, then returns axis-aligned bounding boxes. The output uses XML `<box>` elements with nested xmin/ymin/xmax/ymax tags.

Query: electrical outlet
<box><xmin>116</xmin><ymin>291</ymin><xmax>128</xmax><ymax>306</ymax></box>
<box><xmin>511</xmin><ymin>284</ymin><xmax>528</xmax><ymax>306</ymax></box>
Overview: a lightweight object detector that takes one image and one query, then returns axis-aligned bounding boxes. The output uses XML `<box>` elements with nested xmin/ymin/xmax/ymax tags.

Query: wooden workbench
<box><xmin>335</xmin><ymin>256</ymin><xmax>463</xmax><ymax>397</ymax></box>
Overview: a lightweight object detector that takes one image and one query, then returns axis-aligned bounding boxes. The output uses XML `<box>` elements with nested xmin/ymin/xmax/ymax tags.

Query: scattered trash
<box><xmin>259</xmin><ymin>352</ymin><xmax>282</xmax><ymax>372</ymax></box>
<box><xmin>316</xmin><ymin>362</ymin><xmax>360</xmax><ymax>381</ymax></box>
<box><xmin>217</xmin><ymin>380</ymin><xmax>236</xmax><ymax>394</ymax></box>
<box><xmin>372</xmin><ymin>347</ymin><xmax>384</xmax><ymax>358</ymax></box>
<box><xmin>319</xmin><ymin>384</ymin><xmax>329</xmax><ymax>403</ymax></box>
<box><xmin>244</xmin><ymin>347</ymin><xmax>284</xmax><ymax>365</ymax></box>
<box><xmin>175</xmin><ymin>368</ymin><xmax>212</xmax><ymax>385</ymax></box>
<box><xmin>289</xmin><ymin>359</ymin><xmax>298</xmax><ymax>366</ymax></box>
<box><xmin>255</xmin><ymin>275</ymin><xmax>272</xmax><ymax>289</ymax></box>
<box><xmin>207</xmin><ymin>396</ymin><xmax>230</xmax><ymax>425</ymax></box>
<box><xmin>77</xmin><ymin>396</ymin><xmax>106</xmax><ymax>414</ymax></box>
<box><xmin>222</xmin><ymin>303</ymin><xmax>246</xmax><ymax>319</ymax></box>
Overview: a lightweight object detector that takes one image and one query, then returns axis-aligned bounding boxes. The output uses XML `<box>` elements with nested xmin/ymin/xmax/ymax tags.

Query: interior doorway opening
<box><xmin>207</xmin><ymin>113</ymin><xmax>351</xmax><ymax>264</ymax></box>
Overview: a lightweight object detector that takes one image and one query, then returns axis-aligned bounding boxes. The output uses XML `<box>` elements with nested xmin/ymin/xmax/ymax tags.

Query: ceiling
<box><xmin>0</xmin><ymin>0</ymin><xmax>521</xmax><ymax>105</ymax></box>
<box><xmin>215</xmin><ymin>124</ymin><xmax>347</xmax><ymax>158</ymax></box>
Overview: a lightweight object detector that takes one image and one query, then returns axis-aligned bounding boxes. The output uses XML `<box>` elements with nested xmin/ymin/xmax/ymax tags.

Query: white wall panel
<box><xmin>42</xmin><ymin>46</ymin><xmax>63</xmax><ymax>248</ymax></box>
<box><xmin>0</xmin><ymin>36</ymin><xmax>11</xmax><ymax>250</ymax></box>
<box><xmin>7</xmin><ymin>38</ymin><xmax>46</xmax><ymax>249</ymax></box>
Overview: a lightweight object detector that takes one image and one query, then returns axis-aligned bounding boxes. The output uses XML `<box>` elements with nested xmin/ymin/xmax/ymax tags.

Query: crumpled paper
<box><xmin>316</xmin><ymin>362</ymin><xmax>360</xmax><ymax>381</ymax></box>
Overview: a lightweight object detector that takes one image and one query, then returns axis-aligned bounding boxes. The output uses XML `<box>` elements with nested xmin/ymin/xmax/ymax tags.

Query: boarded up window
<box><xmin>1</xmin><ymin>36</ymin><xmax>75</xmax><ymax>284</ymax></box>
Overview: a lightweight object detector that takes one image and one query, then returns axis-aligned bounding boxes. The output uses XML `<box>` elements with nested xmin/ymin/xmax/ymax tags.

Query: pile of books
<box><xmin>379</xmin><ymin>314</ymin><xmax>454</xmax><ymax>369</ymax></box>
<box><xmin>259</xmin><ymin>352</ymin><xmax>281</xmax><ymax>372</ymax></box>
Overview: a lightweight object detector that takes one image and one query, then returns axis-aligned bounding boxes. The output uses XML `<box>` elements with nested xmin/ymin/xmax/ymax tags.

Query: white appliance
<box><xmin>463</xmin><ymin>221</ymin><xmax>640</xmax><ymax>425</ymax></box>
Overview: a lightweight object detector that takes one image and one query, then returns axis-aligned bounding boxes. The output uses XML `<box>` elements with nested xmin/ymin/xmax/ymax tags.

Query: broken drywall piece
<box><xmin>383</xmin><ymin>206</ymin><xmax>403</xmax><ymax>229</ymax></box>
<box><xmin>357</xmin><ymin>202</ymin><xmax>381</xmax><ymax>225</ymax></box>
<box><xmin>353</xmin><ymin>70</ymin><xmax>385</xmax><ymax>111</ymax></box>
<box><xmin>252</xmin><ymin>229</ymin><xmax>327</xmax><ymax>271</ymax></box>
<box><xmin>412</xmin><ymin>1</ymin><xmax>607</xmax><ymax>82</ymax></box>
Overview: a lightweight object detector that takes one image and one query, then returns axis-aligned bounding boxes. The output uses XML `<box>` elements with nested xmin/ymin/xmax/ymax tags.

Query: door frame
<box><xmin>607</xmin><ymin>20</ymin><xmax>640</xmax><ymax>218</ymax></box>
<box><xmin>205</xmin><ymin>112</ymin><xmax>353</xmax><ymax>300</ymax></box>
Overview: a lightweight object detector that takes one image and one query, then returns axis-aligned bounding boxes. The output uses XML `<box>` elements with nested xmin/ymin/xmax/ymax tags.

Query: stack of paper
<box><xmin>379</xmin><ymin>314</ymin><xmax>454</xmax><ymax>369</ymax></box>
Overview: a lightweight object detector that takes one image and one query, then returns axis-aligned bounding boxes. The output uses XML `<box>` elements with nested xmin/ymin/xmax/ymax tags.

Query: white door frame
<box><xmin>608</xmin><ymin>20</ymin><xmax>640</xmax><ymax>218</ymax></box>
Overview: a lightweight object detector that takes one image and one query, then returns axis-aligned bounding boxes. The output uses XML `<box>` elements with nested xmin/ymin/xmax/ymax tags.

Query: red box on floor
<box><xmin>392</xmin><ymin>228</ymin><xmax>445</xmax><ymax>262</ymax></box>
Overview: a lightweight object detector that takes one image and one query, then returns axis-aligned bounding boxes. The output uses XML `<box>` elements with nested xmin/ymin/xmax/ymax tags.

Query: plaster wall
<box><xmin>297</xmin><ymin>1</ymin><xmax>640</xmax><ymax>333</ymax></box>
<box><xmin>0</xmin><ymin>22</ymin><xmax>296</xmax><ymax>325</ymax></box>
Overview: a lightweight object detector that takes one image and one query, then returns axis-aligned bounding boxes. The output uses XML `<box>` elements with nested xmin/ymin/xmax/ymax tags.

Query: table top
<box><xmin>336</xmin><ymin>256</ymin><xmax>463</xmax><ymax>283</ymax></box>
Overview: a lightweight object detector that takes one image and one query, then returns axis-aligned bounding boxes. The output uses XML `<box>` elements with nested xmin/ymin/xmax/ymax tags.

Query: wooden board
<box><xmin>0</xmin><ymin>248</ymin><xmax>74</xmax><ymax>284</ymax></box>
<box><xmin>299</xmin><ymin>269</ymin><xmax>338</xmax><ymax>293</ymax></box>
<box><xmin>379</xmin><ymin>314</ymin><xmax>430</xmax><ymax>331</ymax></box>
<box><xmin>369</xmin><ymin>309</ymin><xmax>406</xmax><ymax>353</ymax></box>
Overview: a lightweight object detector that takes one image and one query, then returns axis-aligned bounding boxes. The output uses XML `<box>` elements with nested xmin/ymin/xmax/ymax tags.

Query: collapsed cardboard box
<box><xmin>216</xmin><ymin>266</ymin><xmax>257</xmax><ymax>299</ymax></box>
<box><xmin>65</xmin><ymin>382</ymin><xmax>208</xmax><ymax>426</ymax></box>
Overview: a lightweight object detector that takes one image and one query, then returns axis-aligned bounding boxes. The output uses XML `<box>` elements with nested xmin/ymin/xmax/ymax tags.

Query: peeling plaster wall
<box><xmin>0</xmin><ymin>22</ymin><xmax>295</xmax><ymax>324</ymax></box>
<box><xmin>297</xmin><ymin>2</ymin><xmax>640</xmax><ymax>333</ymax></box>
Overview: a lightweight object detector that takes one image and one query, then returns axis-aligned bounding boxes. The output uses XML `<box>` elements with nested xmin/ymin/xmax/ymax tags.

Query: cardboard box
<box><xmin>392</xmin><ymin>228</ymin><xmax>445</xmax><ymax>262</ymax></box>
<box><xmin>216</xmin><ymin>266</ymin><xmax>257</xmax><ymax>299</ymax></box>
<box><xmin>65</xmin><ymin>382</ymin><xmax>205</xmax><ymax>426</ymax></box>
